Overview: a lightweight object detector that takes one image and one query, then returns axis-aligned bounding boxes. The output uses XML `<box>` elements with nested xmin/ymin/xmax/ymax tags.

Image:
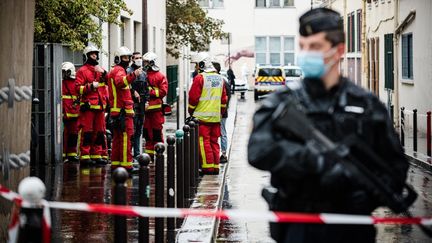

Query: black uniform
<box><xmin>247</xmin><ymin>77</ymin><xmax>409</xmax><ymax>243</ymax></box>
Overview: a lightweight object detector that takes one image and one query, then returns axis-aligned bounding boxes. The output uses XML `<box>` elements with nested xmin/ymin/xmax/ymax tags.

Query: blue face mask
<box><xmin>297</xmin><ymin>48</ymin><xmax>337</xmax><ymax>79</ymax></box>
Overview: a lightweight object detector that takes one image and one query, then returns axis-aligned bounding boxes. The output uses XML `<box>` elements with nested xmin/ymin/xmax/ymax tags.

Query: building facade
<box><xmin>199</xmin><ymin>0</ymin><xmax>310</xmax><ymax>86</ymax></box>
<box><xmin>99</xmin><ymin>0</ymin><xmax>167</xmax><ymax>73</ymax></box>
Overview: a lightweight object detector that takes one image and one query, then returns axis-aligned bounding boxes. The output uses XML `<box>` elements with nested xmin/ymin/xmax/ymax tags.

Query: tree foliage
<box><xmin>166</xmin><ymin>0</ymin><xmax>227</xmax><ymax>58</ymax></box>
<box><xmin>34</xmin><ymin>0</ymin><xmax>132</xmax><ymax>51</ymax></box>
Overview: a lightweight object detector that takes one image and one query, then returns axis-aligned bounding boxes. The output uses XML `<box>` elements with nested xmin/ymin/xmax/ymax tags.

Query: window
<box><xmin>213</xmin><ymin>0</ymin><xmax>224</xmax><ymax>8</ymax></box>
<box><xmin>402</xmin><ymin>33</ymin><xmax>413</xmax><ymax>79</ymax></box>
<box><xmin>255</xmin><ymin>37</ymin><xmax>267</xmax><ymax>65</ymax></box>
<box><xmin>198</xmin><ymin>0</ymin><xmax>210</xmax><ymax>7</ymax></box>
<box><xmin>284</xmin><ymin>37</ymin><xmax>295</xmax><ymax>65</ymax></box>
<box><xmin>269</xmin><ymin>0</ymin><xmax>280</xmax><ymax>7</ymax></box>
<box><xmin>256</xmin><ymin>0</ymin><xmax>266</xmax><ymax>7</ymax></box>
<box><xmin>120</xmin><ymin>17</ymin><xmax>126</xmax><ymax>46</ymax></box>
<box><xmin>269</xmin><ymin>37</ymin><xmax>281</xmax><ymax>65</ymax></box>
<box><xmin>283</xmin><ymin>0</ymin><xmax>294</xmax><ymax>7</ymax></box>
<box><xmin>255</xmin><ymin>36</ymin><xmax>295</xmax><ymax>65</ymax></box>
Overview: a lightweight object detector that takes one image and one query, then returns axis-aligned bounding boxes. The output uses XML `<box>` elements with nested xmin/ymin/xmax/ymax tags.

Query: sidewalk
<box><xmin>176</xmin><ymin>94</ymin><xmax>238</xmax><ymax>242</ymax></box>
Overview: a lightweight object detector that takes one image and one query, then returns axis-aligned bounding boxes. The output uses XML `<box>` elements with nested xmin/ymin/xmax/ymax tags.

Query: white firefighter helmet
<box><xmin>83</xmin><ymin>45</ymin><xmax>99</xmax><ymax>55</ymax></box>
<box><xmin>61</xmin><ymin>62</ymin><xmax>76</xmax><ymax>79</ymax></box>
<box><xmin>143</xmin><ymin>51</ymin><xmax>160</xmax><ymax>71</ymax></box>
<box><xmin>114</xmin><ymin>46</ymin><xmax>133</xmax><ymax>64</ymax></box>
<box><xmin>83</xmin><ymin>45</ymin><xmax>99</xmax><ymax>62</ymax></box>
<box><xmin>191</xmin><ymin>52</ymin><xmax>215</xmax><ymax>72</ymax></box>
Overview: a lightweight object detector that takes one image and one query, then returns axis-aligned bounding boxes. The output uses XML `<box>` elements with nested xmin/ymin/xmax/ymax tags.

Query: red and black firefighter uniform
<box><xmin>188</xmin><ymin>54</ymin><xmax>227</xmax><ymax>174</ymax></box>
<box><xmin>107</xmin><ymin>46</ymin><xmax>139</xmax><ymax>171</ymax></box>
<box><xmin>61</xmin><ymin>62</ymin><xmax>80</xmax><ymax>162</ymax></box>
<box><xmin>142</xmin><ymin>52</ymin><xmax>168</xmax><ymax>158</ymax></box>
<box><xmin>75</xmin><ymin>45</ymin><xmax>107</xmax><ymax>165</ymax></box>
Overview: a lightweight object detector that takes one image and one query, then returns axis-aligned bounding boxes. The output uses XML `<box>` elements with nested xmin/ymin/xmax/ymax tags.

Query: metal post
<box><xmin>113</xmin><ymin>168</ymin><xmax>128</xmax><ymax>243</ymax></box>
<box><xmin>188</xmin><ymin>121</ymin><xmax>196</xmax><ymax>192</ymax></box>
<box><xmin>16</xmin><ymin>177</ymin><xmax>48</xmax><ymax>243</ymax></box>
<box><xmin>166</xmin><ymin>135</ymin><xmax>176</xmax><ymax>241</ymax></box>
<box><xmin>155</xmin><ymin>142</ymin><xmax>165</xmax><ymax>242</ymax></box>
<box><xmin>401</xmin><ymin>107</ymin><xmax>405</xmax><ymax>146</ymax></box>
<box><xmin>137</xmin><ymin>153</ymin><xmax>151</xmax><ymax>243</ymax></box>
<box><xmin>175</xmin><ymin>130</ymin><xmax>184</xmax><ymax>227</ymax></box>
<box><xmin>193</xmin><ymin>117</ymin><xmax>200</xmax><ymax>180</ymax></box>
<box><xmin>183</xmin><ymin>125</ymin><xmax>191</xmax><ymax>207</ymax></box>
<box><xmin>427</xmin><ymin>111</ymin><xmax>431</xmax><ymax>157</ymax></box>
<box><xmin>413</xmin><ymin>109</ymin><xmax>417</xmax><ymax>152</ymax></box>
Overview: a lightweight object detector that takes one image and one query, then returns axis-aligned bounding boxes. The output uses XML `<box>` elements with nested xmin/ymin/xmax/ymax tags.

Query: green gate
<box><xmin>166</xmin><ymin>65</ymin><xmax>179</xmax><ymax>104</ymax></box>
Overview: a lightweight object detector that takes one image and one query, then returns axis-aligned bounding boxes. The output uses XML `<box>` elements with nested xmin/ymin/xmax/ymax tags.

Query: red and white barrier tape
<box><xmin>1</xmin><ymin>184</ymin><xmax>432</xmax><ymax>226</ymax></box>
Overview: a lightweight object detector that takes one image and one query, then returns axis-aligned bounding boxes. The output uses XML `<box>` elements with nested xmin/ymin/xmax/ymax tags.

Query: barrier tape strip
<box><xmin>1</xmin><ymin>185</ymin><xmax>432</xmax><ymax>226</ymax></box>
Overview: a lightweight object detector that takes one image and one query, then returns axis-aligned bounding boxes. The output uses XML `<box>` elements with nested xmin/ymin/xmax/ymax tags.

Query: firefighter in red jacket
<box><xmin>75</xmin><ymin>45</ymin><xmax>108</xmax><ymax>166</ymax></box>
<box><xmin>62</xmin><ymin>62</ymin><xmax>80</xmax><ymax>162</ymax></box>
<box><xmin>188</xmin><ymin>52</ymin><xmax>228</xmax><ymax>175</ymax></box>
<box><xmin>142</xmin><ymin>52</ymin><xmax>168</xmax><ymax>159</ymax></box>
<box><xmin>108</xmin><ymin>46</ymin><xmax>143</xmax><ymax>171</ymax></box>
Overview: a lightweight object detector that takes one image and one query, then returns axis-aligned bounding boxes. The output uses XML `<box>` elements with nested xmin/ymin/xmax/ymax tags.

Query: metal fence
<box><xmin>31</xmin><ymin>43</ymin><xmax>83</xmax><ymax>175</ymax></box>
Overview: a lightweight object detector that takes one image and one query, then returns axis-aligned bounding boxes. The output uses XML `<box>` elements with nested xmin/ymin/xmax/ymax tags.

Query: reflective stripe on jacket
<box><xmin>146</xmin><ymin>70</ymin><xmax>168</xmax><ymax>112</ymax></box>
<box><xmin>193</xmin><ymin>72</ymin><xmax>224</xmax><ymax>123</ymax></box>
<box><xmin>108</xmin><ymin>65</ymin><xmax>136</xmax><ymax>117</ymax></box>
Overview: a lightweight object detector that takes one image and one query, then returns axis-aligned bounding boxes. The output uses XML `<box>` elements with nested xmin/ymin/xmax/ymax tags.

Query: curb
<box><xmin>176</xmin><ymin>95</ymin><xmax>238</xmax><ymax>242</ymax></box>
<box><xmin>405</xmin><ymin>153</ymin><xmax>432</xmax><ymax>172</ymax></box>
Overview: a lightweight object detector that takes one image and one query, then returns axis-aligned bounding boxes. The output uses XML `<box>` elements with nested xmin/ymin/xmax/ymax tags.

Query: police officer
<box><xmin>127</xmin><ymin>52</ymin><xmax>149</xmax><ymax>158</ymax></box>
<box><xmin>247</xmin><ymin>8</ymin><xmax>409</xmax><ymax>243</ymax></box>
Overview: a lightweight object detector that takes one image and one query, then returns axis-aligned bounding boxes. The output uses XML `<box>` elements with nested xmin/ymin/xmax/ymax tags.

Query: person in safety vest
<box><xmin>75</xmin><ymin>45</ymin><xmax>108</xmax><ymax>166</ymax></box>
<box><xmin>107</xmin><ymin>46</ymin><xmax>143</xmax><ymax>172</ymax></box>
<box><xmin>142</xmin><ymin>52</ymin><xmax>168</xmax><ymax>159</ymax></box>
<box><xmin>188</xmin><ymin>52</ymin><xmax>228</xmax><ymax>175</ymax></box>
<box><xmin>62</xmin><ymin>62</ymin><xmax>80</xmax><ymax>162</ymax></box>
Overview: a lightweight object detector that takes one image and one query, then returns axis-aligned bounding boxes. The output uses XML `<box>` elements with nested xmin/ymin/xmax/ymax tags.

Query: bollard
<box><xmin>155</xmin><ymin>142</ymin><xmax>165</xmax><ymax>242</ymax></box>
<box><xmin>413</xmin><ymin>109</ymin><xmax>417</xmax><ymax>152</ymax></box>
<box><xmin>175</xmin><ymin>130</ymin><xmax>184</xmax><ymax>228</ymax></box>
<box><xmin>137</xmin><ymin>153</ymin><xmax>151</xmax><ymax>243</ymax></box>
<box><xmin>192</xmin><ymin>117</ymin><xmax>200</xmax><ymax>181</ymax></box>
<box><xmin>427</xmin><ymin>111</ymin><xmax>431</xmax><ymax>157</ymax></box>
<box><xmin>401</xmin><ymin>107</ymin><xmax>405</xmax><ymax>147</ymax></box>
<box><xmin>188</xmin><ymin>120</ymin><xmax>196</xmax><ymax>192</ymax></box>
<box><xmin>113</xmin><ymin>168</ymin><xmax>129</xmax><ymax>243</ymax></box>
<box><xmin>166</xmin><ymin>135</ymin><xmax>176</xmax><ymax>241</ymax></box>
<box><xmin>16</xmin><ymin>177</ymin><xmax>48</xmax><ymax>243</ymax></box>
<box><xmin>183</xmin><ymin>125</ymin><xmax>191</xmax><ymax>207</ymax></box>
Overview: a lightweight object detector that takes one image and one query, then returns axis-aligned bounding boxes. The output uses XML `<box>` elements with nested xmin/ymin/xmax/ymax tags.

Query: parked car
<box><xmin>253</xmin><ymin>65</ymin><xmax>285</xmax><ymax>101</ymax></box>
<box><xmin>234</xmin><ymin>78</ymin><xmax>249</xmax><ymax>99</ymax></box>
<box><xmin>283</xmin><ymin>65</ymin><xmax>303</xmax><ymax>85</ymax></box>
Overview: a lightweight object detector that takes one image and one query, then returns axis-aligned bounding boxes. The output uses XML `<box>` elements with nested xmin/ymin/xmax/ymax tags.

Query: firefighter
<box><xmin>75</xmin><ymin>45</ymin><xmax>108</xmax><ymax>166</ymax></box>
<box><xmin>62</xmin><ymin>62</ymin><xmax>80</xmax><ymax>162</ymax></box>
<box><xmin>108</xmin><ymin>46</ymin><xmax>143</xmax><ymax>172</ymax></box>
<box><xmin>142</xmin><ymin>52</ymin><xmax>168</xmax><ymax>159</ymax></box>
<box><xmin>188</xmin><ymin>52</ymin><xmax>228</xmax><ymax>175</ymax></box>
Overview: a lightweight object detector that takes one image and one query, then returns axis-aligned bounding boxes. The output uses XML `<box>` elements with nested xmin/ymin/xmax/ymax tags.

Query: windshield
<box><xmin>284</xmin><ymin>69</ymin><xmax>302</xmax><ymax>77</ymax></box>
<box><xmin>258</xmin><ymin>68</ymin><xmax>282</xmax><ymax>77</ymax></box>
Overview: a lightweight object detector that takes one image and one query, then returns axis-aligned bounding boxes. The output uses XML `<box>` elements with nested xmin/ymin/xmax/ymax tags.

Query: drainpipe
<box><xmin>362</xmin><ymin>0</ymin><xmax>368</xmax><ymax>89</ymax></box>
<box><xmin>344</xmin><ymin>0</ymin><xmax>348</xmax><ymax>76</ymax></box>
<box><xmin>142</xmin><ymin>0</ymin><xmax>148</xmax><ymax>53</ymax></box>
<box><xmin>394</xmin><ymin>0</ymin><xmax>400</xmax><ymax>126</ymax></box>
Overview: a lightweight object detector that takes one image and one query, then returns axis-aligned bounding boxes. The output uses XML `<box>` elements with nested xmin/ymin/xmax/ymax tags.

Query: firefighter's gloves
<box><xmin>134</xmin><ymin>67</ymin><xmax>144</xmax><ymax>76</ymax></box>
<box><xmin>91</xmin><ymin>81</ymin><xmax>100</xmax><ymax>89</ymax></box>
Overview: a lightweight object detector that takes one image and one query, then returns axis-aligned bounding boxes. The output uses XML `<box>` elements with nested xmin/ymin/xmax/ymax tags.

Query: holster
<box><xmin>80</xmin><ymin>102</ymin><xmax>90</xmax><ymax>112</ymax></box>
<box><xmin>112</xmin><ymin>108</ymin><xmax>126</xmax><ymax>132</ymax></box>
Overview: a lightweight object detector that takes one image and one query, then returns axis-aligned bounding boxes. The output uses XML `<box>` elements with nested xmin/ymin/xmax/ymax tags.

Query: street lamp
<box><xmin>228</xmin><ymin>33</ymin><xmax>231</xmax><ymax>69</ymax></box>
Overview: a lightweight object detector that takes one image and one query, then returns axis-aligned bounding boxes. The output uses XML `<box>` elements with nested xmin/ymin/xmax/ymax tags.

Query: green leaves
<box><xmin>34</xmin><ymin>0</ymin><xmax>132</xmax><ymax>51</ymax></box>
<box><xmin>166</xmin><ymin>0</ymin><xmax>227</xmax><ymax>58</ymax></box>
